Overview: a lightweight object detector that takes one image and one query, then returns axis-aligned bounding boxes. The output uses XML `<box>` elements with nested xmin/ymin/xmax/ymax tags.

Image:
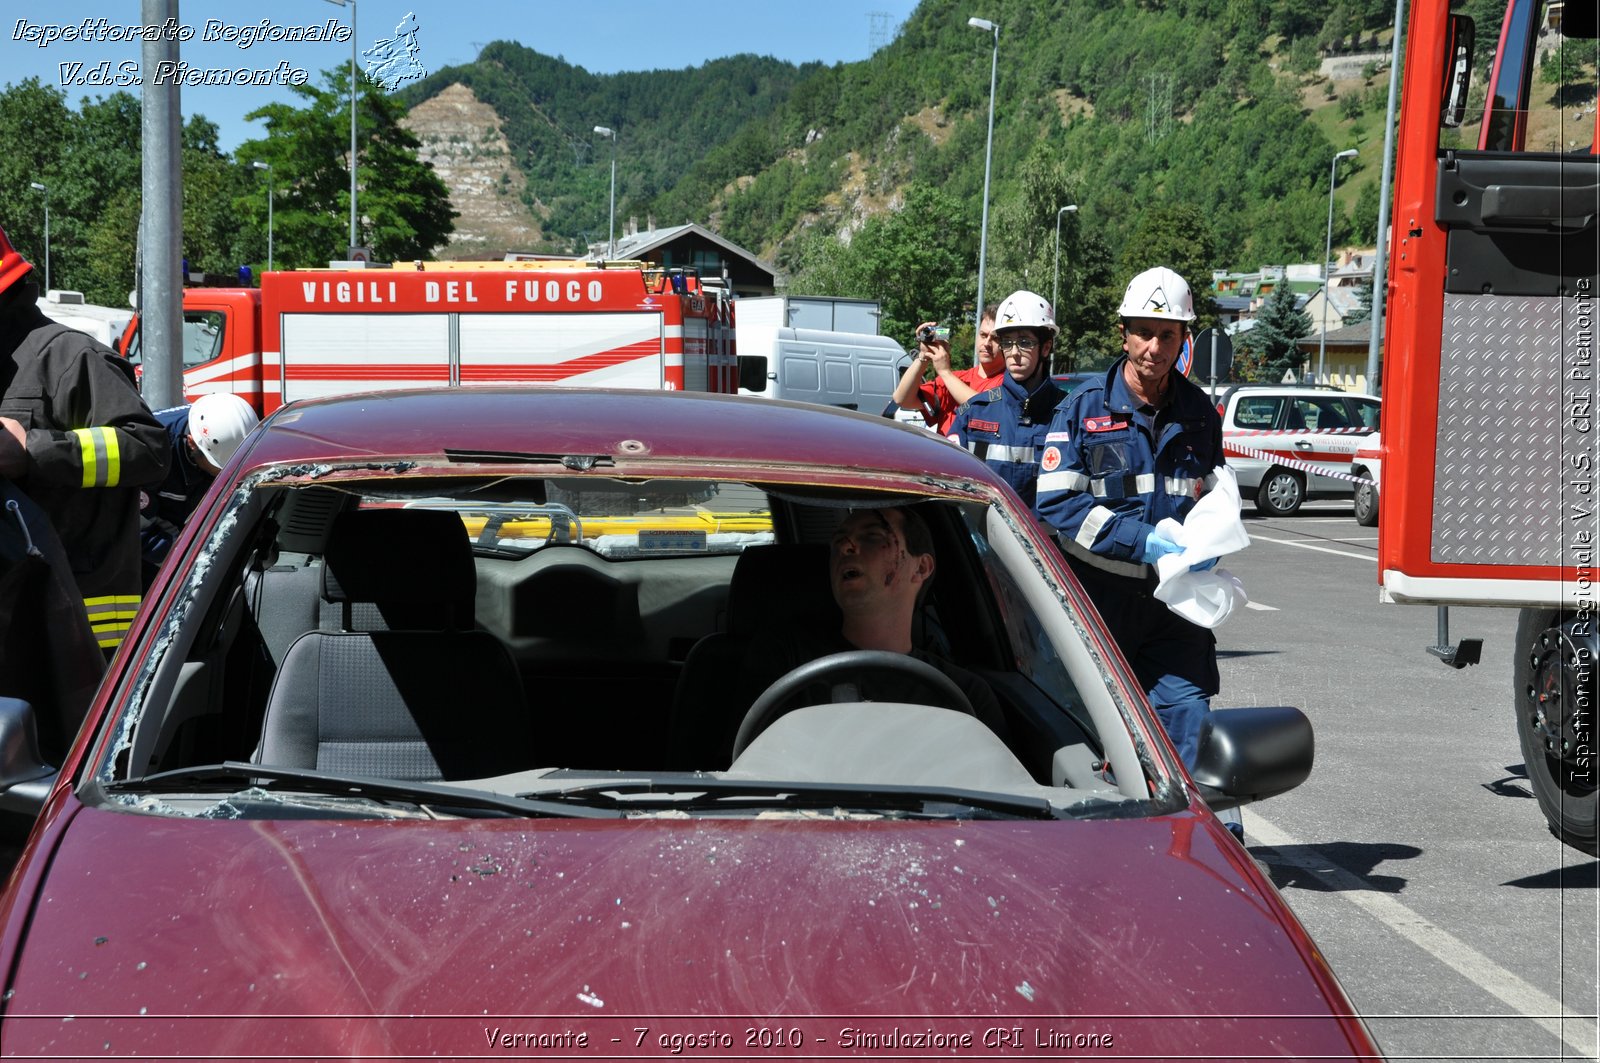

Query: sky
<box><xmin>6</xmin><ymin>1</ymin><xmax>923</xmax><ymax>151</ymax></box>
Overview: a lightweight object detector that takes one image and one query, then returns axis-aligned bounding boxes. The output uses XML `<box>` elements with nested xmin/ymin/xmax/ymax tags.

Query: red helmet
<box><xmin>0</xmin><ymin>225</ymin><xmax>33</xmax><ymax>296</ymax></box>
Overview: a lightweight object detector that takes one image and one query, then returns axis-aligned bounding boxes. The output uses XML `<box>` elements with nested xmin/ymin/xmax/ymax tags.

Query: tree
<box><xmin>1114</xmin><ymin>204</ymin><xmax>1220</xmax><ymax>328</ymax></box>
<box><xmin>786</xmin><ymin>184</ymin><xmax>973</xmax><ymax>351</ymax></box>
<box><xmin>842</xmin><ymin>183</ymin><xmax>974</xmax><ymax>345</ymax></box>
<box><xmin>1541</xmin><ymin>43</ymin><xmax>1593</xmax><ymax>106</ymax></box>
<box><xmin>0</xmin><ymin>80</ymin><xmax>73</xmax><ymax>288</ymax></box>
<box><xmin>1345</xmin><ymin>281</ymin><xmax>1373</xmax><ymax>324</ymax></box>
<box><xmin>1235</xmin><ymin>284</ymin><xmax>1312</xmax><ymax>380</ymax></box>
<box><xmin>236</xmin><ymin>69</ymin><xmax>455</xmax><ymax>266</ymax></box>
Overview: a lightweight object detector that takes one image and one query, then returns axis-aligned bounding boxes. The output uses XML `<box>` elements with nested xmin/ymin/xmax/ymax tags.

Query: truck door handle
<box><xmin>1483</xmin><ymin>183</ymin><xmax>1599</xmax><ymax>231</ymax></box>
<box><xmin>1294</xmin><ymin>440</ymin><xmax>1314</xmax><ymax>449</ymax></box>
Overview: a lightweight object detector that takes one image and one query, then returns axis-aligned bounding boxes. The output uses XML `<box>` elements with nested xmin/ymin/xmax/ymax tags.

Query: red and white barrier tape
<box><xmin>1224</xmin><ymin>440</ymin><xmax>1376</xmax><ymax>485</ymax></box>
<box><xmin>1226</xmin><ymin>426</ymin><xmax>1372</xmax><ymax>437</ymax></box>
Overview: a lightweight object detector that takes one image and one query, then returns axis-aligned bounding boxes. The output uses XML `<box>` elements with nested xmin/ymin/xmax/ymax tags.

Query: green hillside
<box><xmin>402</xmin><ymin>0</ymin><xmax>1397</xmax><ymax>353</ymax></box>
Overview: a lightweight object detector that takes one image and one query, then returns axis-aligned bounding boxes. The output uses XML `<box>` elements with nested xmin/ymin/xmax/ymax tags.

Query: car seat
<box><xmin>255</xmin><ymin>508</ymin><xmax>532</xmax><ymax>781</ymax></box>
<box><xmin>668</xmin><ymin>543</ymin><xmax>838</xmax><ymax>769</ymax></box>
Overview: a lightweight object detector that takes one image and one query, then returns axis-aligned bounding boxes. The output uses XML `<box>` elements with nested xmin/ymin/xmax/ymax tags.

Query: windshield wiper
<box><xmin>522</xmin><ymin>778</ymin><xmax>1060</xmax><ymax>820</ymax></box>
<box><xmin>105</xmin><ymin>762</ymin><xmax>623</xmax><ymax>820</ymax></box>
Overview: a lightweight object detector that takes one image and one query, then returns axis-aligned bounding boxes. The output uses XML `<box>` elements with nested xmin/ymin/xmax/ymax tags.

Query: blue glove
<box><xmin>1140</xmin><ymin>531</ymin><xmax>1183</xmax><ymax>564</ymax></box>
<box><xmin>1190</xmin><ymin>556</ymin><xmax>1219</xmax><ymax>572</ymax></box>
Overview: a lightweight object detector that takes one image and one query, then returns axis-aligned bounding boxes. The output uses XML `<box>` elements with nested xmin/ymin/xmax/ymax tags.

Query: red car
<box><xmin>0</xmin><ymin>389</ymin><xmax>1381</xmax><ymax>1058</ymax></box>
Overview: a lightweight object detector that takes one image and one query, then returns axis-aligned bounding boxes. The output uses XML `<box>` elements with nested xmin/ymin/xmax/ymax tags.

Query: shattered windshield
<box><xmin>92</xmin><ymin>466</ymin><xmax>1151</xmax><ymax>824</ymax></box>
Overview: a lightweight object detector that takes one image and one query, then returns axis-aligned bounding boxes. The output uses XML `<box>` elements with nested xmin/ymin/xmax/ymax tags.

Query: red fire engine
<box><xmin>1381</xmin><ymin>0</ymin><xmax>1598</xmax><ymax>852</ymax></box>
<box><xmin>122</xmin><ymin>261</ymin><xmax>738</xmax><ymax>415</ymax></box>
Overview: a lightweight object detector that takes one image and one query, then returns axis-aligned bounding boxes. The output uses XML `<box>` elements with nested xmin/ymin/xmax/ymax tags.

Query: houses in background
<box><xmin>1213</xmin><ymin>249</ymin><xmax>1378</xmax><ymax>392</ymax></box>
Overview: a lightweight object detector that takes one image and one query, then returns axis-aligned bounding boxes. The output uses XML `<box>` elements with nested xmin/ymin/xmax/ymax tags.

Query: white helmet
<box><xmin>188</xmin><ymin>393</ymin><xmax>259</xmax><ymax>470</ymax></box>
<box><xmin>993</xmin><ymin>290</ymin><xmax>1058</xmax><ymax>336</ymax></box>
<box><xmin>1118</xmin><ymin>266</ymin><xmax>1196</xmax><ymax>322</ymax></box>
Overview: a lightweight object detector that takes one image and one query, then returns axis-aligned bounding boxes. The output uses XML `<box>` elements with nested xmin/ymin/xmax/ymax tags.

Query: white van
<box><xmin>737</xmin><ymin>327</ymin><xmax>908</xmax><ymax>414</ymax></box>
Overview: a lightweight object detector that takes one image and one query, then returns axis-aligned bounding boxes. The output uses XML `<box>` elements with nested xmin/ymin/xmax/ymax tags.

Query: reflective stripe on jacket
<box><xmin>948</xmin><ymin>372</ymin><xmax>1066</xmax><ymax>512</ymax></box>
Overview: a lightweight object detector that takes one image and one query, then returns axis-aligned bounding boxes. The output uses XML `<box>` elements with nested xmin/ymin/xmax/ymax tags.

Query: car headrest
<box><xmin>323</xmin><ymin>509</ymin><xmax>476</xmax><ymax>627</ymax></box>
<box><xmin>727</xmin><ymin>544</ymin><xmax>839</xmax><ymax>632</ymax></box>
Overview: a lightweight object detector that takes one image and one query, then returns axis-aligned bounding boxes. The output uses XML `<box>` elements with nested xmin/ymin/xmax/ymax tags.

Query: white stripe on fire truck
<box><xmin>184</xmin><ymin>352</ymin><xmax>261</xmax><ymax>383</ymax></box>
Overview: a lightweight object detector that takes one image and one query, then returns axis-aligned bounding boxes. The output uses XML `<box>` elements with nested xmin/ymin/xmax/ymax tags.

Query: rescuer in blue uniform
<box><xmin>1035</xmin><ymin>268</ymin><xmax>1234</xmax><ymax>832</ymax></box>
<box><xmin>139</xmin><ymin>393</ymin><xmax>258</xmax><ymax>586</ymax></box>
<box><xmin>948</xmin><ymin>290</ymin><xmax>1066</xmax><ymax>512</ymax></box>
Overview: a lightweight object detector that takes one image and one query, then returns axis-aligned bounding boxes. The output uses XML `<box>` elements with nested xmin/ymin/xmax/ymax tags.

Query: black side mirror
<box><xmin>0</xmin><ymin>698</ymin><xmax>58</xmax><ymax>816</ymax></box>
<box><xmin>1190</xmin><ymin>705</ymin><xmax>1314</xmax><ymax>811</ymax></box>
<box><xmin>737</xmin><ymin>355</ymin><xmax>768</xmax><ymax>393</ymax></box>
<box><xmin>1442</xmin><ymin>14</ymin><xmax>1476</xmax><ymax>128</ymax></box>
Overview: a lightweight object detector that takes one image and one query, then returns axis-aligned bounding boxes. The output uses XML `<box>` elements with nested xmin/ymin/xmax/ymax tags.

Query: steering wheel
<box><xmin>731</xmin><ymin>650</ymin><xmax>976</xmax><ymax>760</ymax></box>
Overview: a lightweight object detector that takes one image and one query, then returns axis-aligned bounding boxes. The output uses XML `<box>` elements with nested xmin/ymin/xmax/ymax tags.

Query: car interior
<box><xmin>100</xmin><ymin>472</ymin><xmax>1144</xmax><ymax>818</ymax></box>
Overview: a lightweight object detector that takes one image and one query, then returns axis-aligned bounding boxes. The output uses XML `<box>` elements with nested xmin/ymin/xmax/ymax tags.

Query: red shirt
<box><xmin>916</xmin><ymin>364</ymin><xmax>1005</xmax><ymax>434</ymax></box>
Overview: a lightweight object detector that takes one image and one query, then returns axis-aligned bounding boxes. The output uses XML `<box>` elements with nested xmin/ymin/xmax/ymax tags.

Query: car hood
<box><xmin>2</xmin><ymin>804</ymin><xmax>1372</xmax><ymax>1057</ymax></box>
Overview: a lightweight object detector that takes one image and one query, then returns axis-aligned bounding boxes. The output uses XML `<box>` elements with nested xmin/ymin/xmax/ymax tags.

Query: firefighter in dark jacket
<box><xmin>0</xmin><ymin>225</ymin><xmax>168</xmax><ymax>654</ymax></box>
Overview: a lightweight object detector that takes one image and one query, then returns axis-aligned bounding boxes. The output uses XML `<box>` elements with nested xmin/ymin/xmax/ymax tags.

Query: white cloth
<box><xmin>1151</xmin><ymin>466</ymin><xmax>1251</xmax><ymax>628</ymax></box>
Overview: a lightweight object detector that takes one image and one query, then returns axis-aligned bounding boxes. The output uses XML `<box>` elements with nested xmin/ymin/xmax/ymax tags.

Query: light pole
<box><xmin>251</xmin><ymin>161</ymin><xmax>273</xmax><ymax>271</ymax></box>
<box><xmin>28</xmin><ymin>182</ymin><xmax>48</xmax><ymax>291</ymax></box>
<box><xmin>1052</xmin><ymin>205</ymin><xmax>1077</xmax><ymax>318</ymax></box>
<box><xmin>1318</xmin><ymin>148</ymin><xmax>1358</xmax><ymax>383</ymax></box>
<box><xmin>593</xmin><ymin>126</ymin><xmax>616</xmax><ymax>260</ymax></box>
<box><xmin>1052</xmin><ymin>204</ymin><xmax>1077</xmax><ymax>374</ymax></box>
<box><xmin>323</xmin><ymin>0</ymin><xmax>358</xmax><ymax>252</ymax></box>
<box><xmin>968</xmin><ymin>15</ymin><xmax>998</xmax><ymax>359</ymax></box>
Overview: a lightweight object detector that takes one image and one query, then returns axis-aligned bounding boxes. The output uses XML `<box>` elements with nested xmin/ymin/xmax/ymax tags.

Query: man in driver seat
<box><xmin>736</xmin><ymin>505</ymin><xmax>1008</xmax><ymax>749</ymax></box>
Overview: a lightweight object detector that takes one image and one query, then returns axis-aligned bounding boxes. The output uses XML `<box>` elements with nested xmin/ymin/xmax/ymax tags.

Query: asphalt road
<box><xmin>1220</xmin><ymin>502</ymin><xmax>1599</xmax><ymax>1062</ymax></box>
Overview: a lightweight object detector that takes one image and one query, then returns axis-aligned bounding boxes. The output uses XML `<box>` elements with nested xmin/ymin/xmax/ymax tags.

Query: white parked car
<box><xmin>1216</xmin><ymin>384</ymin><xmax>1380</xmax><ymax>517</ymax></box>
<box><xmin>1351</xmin><ymin>429</ymin><xmax>1381</xmax><ymax>527</ymax></box>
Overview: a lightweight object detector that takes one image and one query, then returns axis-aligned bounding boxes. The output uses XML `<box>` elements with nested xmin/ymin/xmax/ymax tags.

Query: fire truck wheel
<box><xmin>1255</xmin><ymin>469</ymin><xmax>1305</xmax><ymax>517</ymax></box>
<box><xmin>1513</xmin><ymin>608</ymin><xmax>1599</xmax><ymax>856</ymax></box>
<box><xmin>1352</xmin><ymin>477</ymin><xmax>1378</xmax><ymax>527</ymax></box>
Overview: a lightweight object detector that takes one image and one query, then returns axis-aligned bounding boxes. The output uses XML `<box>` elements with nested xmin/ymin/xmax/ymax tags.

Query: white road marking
<box><xmin>1244</xmin><ymin>600</ymin><xmax>1280</xmax><ymax>611</ymax></box>
<box><xmin>1246</xmin><ymin>811</ymin><xmax>1599</xmax><ymax>1058</ymax></box>
<box><xmin>1250</xmin><ymin>532</ymin><xmax>1375</xmax><ymax>562</ymax></box>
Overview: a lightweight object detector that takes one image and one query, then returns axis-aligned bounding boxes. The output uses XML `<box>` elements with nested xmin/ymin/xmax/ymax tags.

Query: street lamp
<box><xmin>1318</xmin><ymin>148</ymin><xmax>1359</xmax><ymax>383</ymax></box>
<box><xmin>593</xmin><ymin>126</ymin><xmax>616</xmax><ymax>260</ymax></box>
<box><xmin>251</xmin><ymin>161</ymin><xmax>273</xmax><ymax>271</ymax></box>
<box><xmin>1052</xmin><ymin>204</ymin><xmax>1077</xmax><ymax>321</ymax></box>
<box><xmin>968</xmin><ymin>15</ymin><xmax>998</xmax><ymax>359</ymax></box>
<box><xmin>323</xmin><ymin>0</ymin><xmax>358</xmax><ymax>252</ymax></box>
<box><xmin>28</xmin><ymin>182</ymin><xmax>48</xmax><ymax>291</ymax></box>
<box><xmin>1052</xmin><ymin>204</ymin><xmax>1078</xmax><ymax>375</ymax></box>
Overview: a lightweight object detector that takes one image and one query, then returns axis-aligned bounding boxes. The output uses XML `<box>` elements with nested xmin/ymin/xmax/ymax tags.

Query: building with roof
<box><xmin>1295</xmin><ymin>319</ymin><xmax>1375</xmax><ymax>393</ymax></box>
<box><xmin>504</xmin><ymin>221</ymin><xmax>778</xmax><ymax>298</ymax></box>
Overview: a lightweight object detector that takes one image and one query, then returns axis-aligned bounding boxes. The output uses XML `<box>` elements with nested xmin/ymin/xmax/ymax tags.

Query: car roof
<box><xmin>1219</xmin><ymin>383</ymin><xmax>1379</xmax><ymax>403</ymax></box>
<box><xmin>248</xmin><ymin>387</ymin><xmax>999</xmax><ymax>484</ymax></box>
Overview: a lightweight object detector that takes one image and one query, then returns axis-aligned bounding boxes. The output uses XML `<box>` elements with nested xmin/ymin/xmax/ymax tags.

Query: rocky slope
<box><xmin>401</xmin><ymin>83</ymin><xmax>547</xmax><ymax>259</ymax></box>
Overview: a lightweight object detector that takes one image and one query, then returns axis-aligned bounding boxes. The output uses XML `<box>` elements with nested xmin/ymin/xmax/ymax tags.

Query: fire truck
<box><xmin>120</xmin><ymin>260</ymin><xmax>738</xmax><ymax>415</ymax></box>
<box><xmin>1381</xmin><ymin>0</ymin><xmax>1598</xmax><ymax>852</ymax></box>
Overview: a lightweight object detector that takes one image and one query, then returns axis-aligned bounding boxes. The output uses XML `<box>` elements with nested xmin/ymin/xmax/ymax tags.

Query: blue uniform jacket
<box><xmin>948</xmin><ymin>372</ymin><xmax>1066</xmax><ymax>511</ymax></box>
<box><xmin>1035</xmin><ymin>359</ymin><xmax>1223</xmax><ymax>574</ymax></box>
<box><xmin>138</xmin><ymin>406</ymin><xmax>211</xmax><ymax>567</ymax></box>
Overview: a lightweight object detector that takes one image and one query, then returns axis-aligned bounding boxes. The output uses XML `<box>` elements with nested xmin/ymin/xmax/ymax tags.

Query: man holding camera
<box><xmin>889</xmin><ymin>305</ymin><xmax>1003</xmax><ymax>435</ymax></box>
<box><xmin>947</xmin><ymin>291</ymin><xmax>1067</xmax><ymax>511</ymax></box>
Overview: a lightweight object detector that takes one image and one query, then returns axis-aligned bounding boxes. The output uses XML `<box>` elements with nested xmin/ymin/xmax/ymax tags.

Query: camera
<box><xmin>916</xmin><ymin>324</ymin><xmax>950</xmax><ymax>345</ymax></box>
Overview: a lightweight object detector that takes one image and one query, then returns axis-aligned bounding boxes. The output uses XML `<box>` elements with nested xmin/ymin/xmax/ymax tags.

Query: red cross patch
<box><xmin>1041</xmin><ymin>446</ymin><xmax>1061</xmax><ymax>472</ymax></box>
